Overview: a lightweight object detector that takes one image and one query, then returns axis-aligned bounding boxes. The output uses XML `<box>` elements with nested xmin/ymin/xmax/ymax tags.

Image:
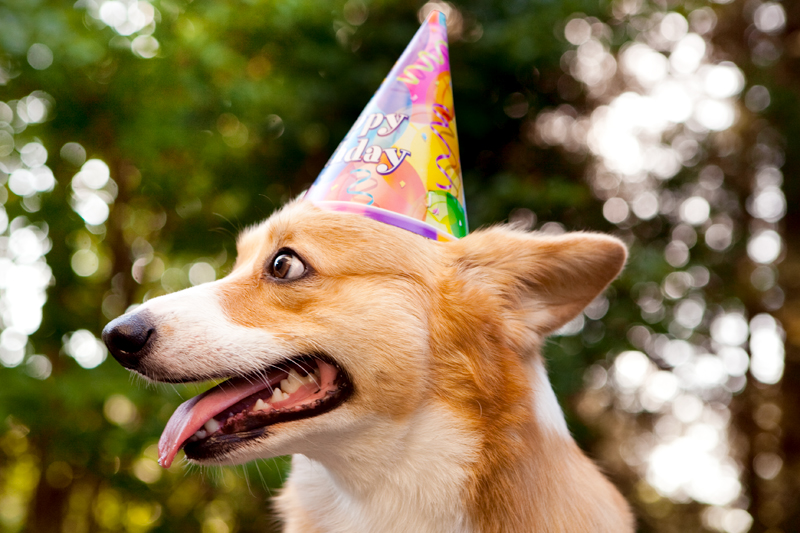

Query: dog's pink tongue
<box><xmin>158</xmin><ymin>378</ymin><xmax>268</xmax><ymax>468</ymax></box>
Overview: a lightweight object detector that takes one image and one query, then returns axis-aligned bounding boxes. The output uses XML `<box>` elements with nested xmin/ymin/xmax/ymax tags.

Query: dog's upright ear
<box><xmin>450</xmin><ymin>226</ymin><xmax>627</xmax><ymax>338</ymax></box>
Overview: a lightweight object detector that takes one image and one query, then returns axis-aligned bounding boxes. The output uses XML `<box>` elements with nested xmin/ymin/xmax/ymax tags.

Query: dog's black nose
<box><xmin>102</xmin><ymin>312</ymin><xmax>156</xmax><ymax>370</ymax></box>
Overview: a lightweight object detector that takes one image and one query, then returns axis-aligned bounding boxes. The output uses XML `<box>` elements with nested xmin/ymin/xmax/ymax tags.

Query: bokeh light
<box><xmin>97</xmin><ymin>0</ymin><xmax>155</xmax><ymax>35</ymax></box>
<box><xmin>104</xmin><ymin>394</ymin><xmax>138</xmax><ymax>426</ymax></box>
<box><xmin>64</xmin><ymin>329</ymin><xmax>108</xmax><ymax>369</ymax></box>
<box><xmin>749</xmin><ymin>314</ymin><xmax>784</xmax><ymax>384</ymax></box>
<box><xmin>753</xmin><ymin>2</ymin><xmax>786</xmax><ymax>34</ymax></box>
<box><xmin>70</xmin><ymin>158</ymin><xmax>116</xmax><ymax>226</ymax></box>
<box><xmin>27</xmin><ymin>44</ymin><xmax>53</xmax><ymax>71</ymax></box>
<box><xmin>747</xmin><ymin>230</ymin><xmax>782</xmax><ymax>264</ymax></box>
<box><xmin>189</xmin><ymin>262</ymin><xmax>216</xmax><ymax>286</ymax></box>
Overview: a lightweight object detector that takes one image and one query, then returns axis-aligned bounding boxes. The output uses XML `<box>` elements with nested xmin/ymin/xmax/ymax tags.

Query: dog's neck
<box><xmin>283</xmin><ymin>403</ymin><xmax>478</xmax><ymax>533</ymax></box>
<box><xmin>279</xmin><ymin>358</ymin><xmax>581</xmax><ymax>533</ymax></box>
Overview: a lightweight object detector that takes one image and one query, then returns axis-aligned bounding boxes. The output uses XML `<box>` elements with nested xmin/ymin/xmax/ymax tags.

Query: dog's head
<box><xmin>103</xmin><ymin>199</ymin><xmax>626</xmax><ymax>468</ymax></box>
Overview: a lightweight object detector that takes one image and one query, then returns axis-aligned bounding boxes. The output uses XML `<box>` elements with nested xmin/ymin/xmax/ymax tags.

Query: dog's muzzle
<box><xmin>102</xmin><ymin>311</ymin><xmax>156</xmax><ymax>370</ymax></box>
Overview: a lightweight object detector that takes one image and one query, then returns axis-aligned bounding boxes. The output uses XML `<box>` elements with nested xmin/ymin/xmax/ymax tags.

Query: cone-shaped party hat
<box><xmin>305</xmin><ymin>10</ymin><xmax>467</xmax><ymax>241</ymax></box>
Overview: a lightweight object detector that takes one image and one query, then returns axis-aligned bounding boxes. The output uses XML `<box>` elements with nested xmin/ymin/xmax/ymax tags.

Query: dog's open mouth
<box><xmin>157</xmin><ymin>357</ymin><xmax>351</xmax><ymax>468</ymax></box>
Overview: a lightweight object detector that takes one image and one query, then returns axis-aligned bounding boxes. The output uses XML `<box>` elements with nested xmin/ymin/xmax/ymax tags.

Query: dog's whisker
<box><xmin>169</xmin><ymin>383</ymin><xmax>185</xmax><ymax>400</ymax></box>
<box><xmin>290</xmin><ymin>359</ymin><xmax>321</xmax><ymax>388</ymax></box>
<box><xmin>256</xmin><ymin>369</ymin><xmax>274</xmax><ymax>392</ymax></box>
<box><xmin>273</xmin><ymin>457</ymin><xmax>286</xmax><ymax>487</ymax></box>
<box><xmin>212</xmin><ymin>213</ymin><xmax>238</xmax><ymax>238</ymax></box>
<box><xmin>254</xmin><ymin>460</ymin><xmax>271</xmax><ymax>494</ymax></box>
<box><xmin>242</xmin><ymin>465</ymin><xmax>257</xmax><ymax>497</ymax></box>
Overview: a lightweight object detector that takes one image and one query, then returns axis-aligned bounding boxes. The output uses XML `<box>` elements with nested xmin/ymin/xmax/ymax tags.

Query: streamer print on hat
<box><xmin>305</xmin><ymin>10</ymin><xmax>467</xmax><ymax>241</ymax></box>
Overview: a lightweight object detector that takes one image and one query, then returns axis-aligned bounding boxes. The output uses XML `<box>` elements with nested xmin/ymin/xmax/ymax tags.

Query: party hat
<box><xmin>305</xmin><ymin>10</ymin><xmax>467</xmax><ymax>241</ymax></box>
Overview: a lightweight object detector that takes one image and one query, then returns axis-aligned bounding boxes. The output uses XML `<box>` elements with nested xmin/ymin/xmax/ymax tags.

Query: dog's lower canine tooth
<box><xmin>271</xmin><ymin>388</ymin><xmax>284</xmax><ymax>403</ymax></box>
<box><xmin>255</xmin><ymin>398</ymin><xmax>266</xmax><ymax>411</ymax></box>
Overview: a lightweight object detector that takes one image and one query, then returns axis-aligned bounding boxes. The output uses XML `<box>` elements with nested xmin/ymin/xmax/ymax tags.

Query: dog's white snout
<box><xmin>102</xmin><ymin>310</ymin><xmax>156</xmax><ymax>370</ymax></box>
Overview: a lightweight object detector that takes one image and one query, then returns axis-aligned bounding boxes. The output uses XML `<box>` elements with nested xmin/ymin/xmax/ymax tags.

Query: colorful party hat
<box><xmin>305</xmin><ymin>10</ymin><xmax>467</xmax><ymax>241</ymax></box>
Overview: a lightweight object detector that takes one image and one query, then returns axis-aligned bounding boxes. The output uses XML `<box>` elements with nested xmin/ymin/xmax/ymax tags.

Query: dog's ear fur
<box><xmin>450</xmin><ymin>227</ymin><xmax>627</xmax><ymax>337</ymax></box>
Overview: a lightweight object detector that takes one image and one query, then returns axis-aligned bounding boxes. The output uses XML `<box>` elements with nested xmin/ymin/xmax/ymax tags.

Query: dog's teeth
<box><xmin>204</xmin><ymin>419</ymin><xmax>220</xmax><ymax>434</ymax></box>
<box><xmin>194</xmin><ymin>429</ymin><xmax>208</xmax><ymax>439</ymax></box>
<box><xmin>282</xmin><ymin>373</ymin><xmax>302</xmax><ymax>394</ymax></box>
<box><xmin>255</xmin><ymin>398</ymin><xmax>266</xmax><ymax>411</ymax></box>
<box><xmin>290</xmin><ymin>370</ymin><xmax>306</xmax><ymax>390</ymax></box>
<box><xmin>271</xmin><ymin>388</ymin><xmax>284</xmax><ymax>403</ymax></box>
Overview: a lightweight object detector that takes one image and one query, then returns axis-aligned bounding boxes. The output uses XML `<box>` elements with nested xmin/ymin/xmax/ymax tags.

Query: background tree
<box><xmin>0</xmin><ymin>0</ymin><xmax>796</xmax><ymax>531</ymax></box>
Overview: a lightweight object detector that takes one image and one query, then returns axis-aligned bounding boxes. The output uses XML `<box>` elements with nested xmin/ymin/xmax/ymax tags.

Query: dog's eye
<box><xmin>271</xmin><ymin>252</ymin><xmax>306</xmax><ymax>280</ymax></box>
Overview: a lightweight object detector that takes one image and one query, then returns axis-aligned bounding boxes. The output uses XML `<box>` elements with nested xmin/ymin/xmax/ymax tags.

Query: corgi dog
<box><xmin>103</xmin><ymin>199</ymin><xmax>634</xmax><ymax>532</ymax></box>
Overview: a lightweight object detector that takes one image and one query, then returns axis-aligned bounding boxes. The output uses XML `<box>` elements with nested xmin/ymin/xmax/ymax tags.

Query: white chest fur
<box><xmin>282</xmin><ymin>406</ymin><xmax>478</xmax><ymax>533</ymax></box>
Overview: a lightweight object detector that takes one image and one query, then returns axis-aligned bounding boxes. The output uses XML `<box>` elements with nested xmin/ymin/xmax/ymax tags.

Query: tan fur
<box><xmin>139</xmin><ymin>199</ymin><xmax>633</xmax><ymax>531</ymax></box>
<box><xmin>427</xmin><ymin>227</ymin><xmax>633</xmax><ymax>531</ymax></box>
